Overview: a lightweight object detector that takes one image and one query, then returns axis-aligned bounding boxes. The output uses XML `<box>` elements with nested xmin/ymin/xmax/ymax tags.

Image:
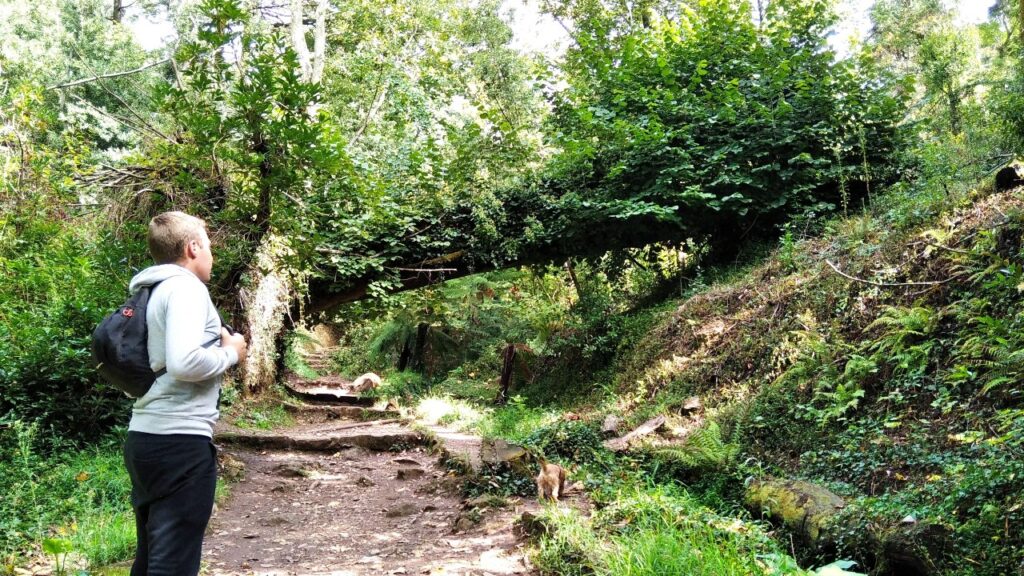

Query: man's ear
<box><xmin>184</xmin><ymin>239</ymin><xmax>200</xmax><ymax>259</ymax></box>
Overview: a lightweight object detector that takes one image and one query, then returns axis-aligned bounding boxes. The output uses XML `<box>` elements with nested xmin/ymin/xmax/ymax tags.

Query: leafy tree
<box><xmin>869</xmin><ymin>0</ymin><xmax>983</xmax><ymax>136</ymax></box>
<box><xmin>537</xmin><ymin>0</ymin><xmax>907</xmax><ymax>258</ymax></box>
<box><xmin>1</xmin><ymin>0</ymin><xmax>159</xmax><ymax>153</ymax></box>
<box><xmin>986</xmin><ymin>0</ymin><xmax>1024</xmax><ymax>151</ymax></box>
<box><xmin>0</xmin><ymin>90</ymin><xmax>142</xmax><ymax>442</ymax></box>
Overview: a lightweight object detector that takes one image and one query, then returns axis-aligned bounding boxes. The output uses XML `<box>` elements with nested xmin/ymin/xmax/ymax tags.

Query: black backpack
<box><xmin>91</xmin><ymin>282</ymin><xmax>167</xmax><ymax>398</ymax></box>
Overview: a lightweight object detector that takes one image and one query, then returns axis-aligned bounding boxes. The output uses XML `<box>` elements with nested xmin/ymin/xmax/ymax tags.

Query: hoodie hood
<box><xmin>128</xmin><ymin>264</ymin><xmax>197</xmax><ymax>294</ymax></box>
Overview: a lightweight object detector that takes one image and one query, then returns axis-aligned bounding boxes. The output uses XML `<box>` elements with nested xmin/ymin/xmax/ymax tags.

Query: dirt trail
<box><xmin>204</xmin><ymin>375</ymin><xmax>540</xmax><ymax>576</ymax></box>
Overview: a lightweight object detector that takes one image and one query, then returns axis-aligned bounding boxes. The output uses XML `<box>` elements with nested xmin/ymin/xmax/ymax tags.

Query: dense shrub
<box><xmin>0</xmin><ymin>214</ymin><xmax>142</xmax><ymax>444</ymax></box>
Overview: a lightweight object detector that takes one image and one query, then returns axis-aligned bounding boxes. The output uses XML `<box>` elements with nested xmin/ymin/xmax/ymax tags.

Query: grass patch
<box><xmin>474</xmin><ymin>396</ymin><xmax>557</xmax><ymax>444</ymax></box>
<box><xmin>413</xmin><ymin>395</ymin><xmax>486</xmax><ymax>429</ymax></box>
<box><xmin>230</xmin><ymin>404</ymin><xmax>293</xmax><ymax>430</ymax></box>
<box><xmin>431</xmin><ymin>368</ymin><xmax>499</xmax><ymax>403</ymax></box>
<box><xmin>284</xmin><ymin>329</ymin><xmax>322</xmax><ymax>379</ymax></box>
<box><xmin>530</xmin><ymin>483</ymin><xmax>805</xmax><ymax>576</ymax></box>
<box><xmin>0</xmin><ymin>423</ymin><xmax>136</xmax><ymax>569</ymax></box>
<box><xmin>229</xmin><ymin>403</ymin><xmax>293</xmax><ymax>431</ymax></box>
<box><xmin>224</xmin><ymin>385</ymin><xmax>295</xmax><ymax>431</ymax></box>
<box><xmin>368</xmin><ymin>371</ymin><xmax>429</xmax><ymax>402</ymax></box>
<box><xmin>92</xmin><ymin>565</ymin><xmax>131</xmax><ymax>576</ymax></box>
<box><xmin>69</xmin><ymin>512</ymin><xmax>135</xmax><ymax>568</ymax></box>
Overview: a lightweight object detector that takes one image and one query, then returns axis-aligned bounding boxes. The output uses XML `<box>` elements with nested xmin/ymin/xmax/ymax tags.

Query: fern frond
<box><xmin>368</xmin><ymin>318</ymin><xmax>415</xmax><ymax>361</ymax></box>
<box><xmin>647</xmin><ymin>422</ymin><xmax>739</xmax><ymax>472</ymax></box>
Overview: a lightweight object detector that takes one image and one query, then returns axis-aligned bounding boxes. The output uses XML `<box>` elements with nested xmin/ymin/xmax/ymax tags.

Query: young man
<box><xmin>122</xmin><ymin>211</ymin><xmax>247</xmax><ymax>576</ymax></box>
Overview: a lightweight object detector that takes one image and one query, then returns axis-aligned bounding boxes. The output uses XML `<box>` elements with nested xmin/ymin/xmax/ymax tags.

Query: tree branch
<box><xmin>68</xmin><ymin>93</ymin><xmax>154</xmax><ymax>139</ymax></box>
<box><xmin>64</xmin><ymin>43</ymin><xmax>176</xmax><ymax>143</ymax></box>
<box><xmin>46</xmin><ymin>58</ymin><xmax>170</xmax><ymax>90</ymax></box>
<box><xmin>349</xmin><ymin>77</ymin><xmax>389</xmax><ymax>147</ymax></box>
<box><xmin>825</xmin><ymin>259</ymin><xmax>957</xmax><ymax>287</ymax></box>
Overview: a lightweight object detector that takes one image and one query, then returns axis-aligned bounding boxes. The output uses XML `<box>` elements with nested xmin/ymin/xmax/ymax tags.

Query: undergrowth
<box><xmin>531</xmin><ymin>483</ymin><xmax>808</xmax><ymax>576</ymax></box>
<box><xmin>405</xmin><ymin>180</ymin><xmax>1022</xmax><ymax>574</ymax></box>
<box><xmin>0</xmin><ymin>422</ymin><xmax>134</xmax><ymax>571</ymax></box>
<box><xmin>0</xmin><ymin>419</ymin><xmax>238</xmax><ymax>571</ymax></box>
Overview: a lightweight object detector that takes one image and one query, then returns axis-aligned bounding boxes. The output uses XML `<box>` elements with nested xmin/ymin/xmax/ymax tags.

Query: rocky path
<box><xmin>204</xmin><ymin>370</ymin><xmax>541</xmax><ymax>576</ymax></box>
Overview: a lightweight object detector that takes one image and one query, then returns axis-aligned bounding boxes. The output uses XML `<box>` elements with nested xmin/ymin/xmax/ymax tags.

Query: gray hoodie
<box><xmin>127</xmin><ymin>264</ymin><xmax>239</xmax><ymax>437</ymax></box>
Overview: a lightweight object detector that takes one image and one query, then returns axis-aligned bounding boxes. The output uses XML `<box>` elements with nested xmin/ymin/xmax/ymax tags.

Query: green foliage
<box><xmin>336</xmin><ymin>270</ymin><xmax>564</xmax><ymax>381</ymax></box>
<box><xmin>815</xmin><ymin>441</ymin><xmax>1024</xmax><ymax>575</ymax></box>
<box><xmin>0</xmin><ymin>10</ymin><xmax>155</xmax><ymax>442</ymax></box>
<box><xmin>475</xmin><ymin>395</ymin><xmax>553</xmax><ymax>444</ymax></box>
<box><xmin>0</xmin><ymin>0</ymin><xmax>156</xmax><ymax>153</ymax></box>
<box><xmin>531</xmin><ymin>484</ymin><xmax>806</xmax><ymax>576</ymax></box>
<box><xmin>229</xmin><ymin>403</ymin><xmax>293</xmax><ymax>431</ymax></box>
<box><xmin>463</xmin><ymin>460</ymin><xmax>537</xmax><ymax>498</ymax></box>
<box><xmin>371</xmin><ymin>371</ymin><xmax>429</xmax><ymax>401</ymax></box>
<box><xmin>522</xmin><ymin>418</ymin><xmax>605</xmax><ymax>464</ymax></box>
<box><xmin>530</xmin><ymin>507</ymin><xmax>600</xmax><ymax>576</ymax></box>
<box><xmin>644</xmin><ymin>422</ymin><xmax>739</xmax><ymax>474</ymax></box>
<box><xmin>773</xmin><ymin>312</ymin><xmax>868</xmax><ymax>426</ymax></box>
<box><xmin>42</xmin><ymin>537</ymin><xmax>72</xmax><ymax>576</ymax></box>
<box><xmin>0</xmin><ymin>211</ymin><xmax>137</xmax><ymax>442</ymax></box>
<box><xmin>981</xmin><ymin>2</ymin><xmax>1024</xmax><ymax>152</ymax></box>
<box><xmin>542</xmin><ymin>0</ymin><xmax>906</xmax><ymax>255</ymax></box>
<box><xmin>69</xmin><ymin>511</ymin><xmax>134</xmax><ymax>569</ymax></box>
<box><xmin>0</xmin><ymin>422</ymin><xmax>133</xmax><ymax>566</ymax></box>
<box><xmin>864</xmin><ymin>305</ymin><xmax>938</xmax><ymax>382</ymax></box>
<box><xmin>284</xmin><ymin>331</ymin><xmax>320</xmax><ymax>380</ymax></box>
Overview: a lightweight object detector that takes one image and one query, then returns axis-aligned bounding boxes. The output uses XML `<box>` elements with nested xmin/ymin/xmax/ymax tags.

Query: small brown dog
<box><xmin>536</xmin><ymin>458</ymin><xmax>567</xmax><ymax>502</ymax></box>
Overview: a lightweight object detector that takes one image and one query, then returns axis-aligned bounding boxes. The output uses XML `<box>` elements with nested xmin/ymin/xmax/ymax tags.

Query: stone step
<box><xmin>421</xmin><ymin>424</ymin><xmax>530</xmax><ymax>475</ymax></box>
<box><xmin>284</xmin><ymin>385</ymin><xmax>376</xmax><ymax>407</ymax></box>
<box><xmin>215</xmin><ymin>419</ymin><xmax>425</xmax><ymax>452</ymax></box>
<box><xmin>282</xmin><ymin>402</ymin><xmax>399</xmax><ymax>421</ymax></box>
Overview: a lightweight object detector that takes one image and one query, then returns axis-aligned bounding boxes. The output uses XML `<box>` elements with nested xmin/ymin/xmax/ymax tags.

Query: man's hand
<box><xmin>221</xmin><ymin>327</ymin><xmax>248</xmax><ymax>363</ymax></box>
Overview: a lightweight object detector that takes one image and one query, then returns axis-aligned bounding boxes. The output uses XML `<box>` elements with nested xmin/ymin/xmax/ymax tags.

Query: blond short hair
<box><xmin>147</xmin><ymin>211</ymin><xmax>207</xmax><ymax>264</ymax></box>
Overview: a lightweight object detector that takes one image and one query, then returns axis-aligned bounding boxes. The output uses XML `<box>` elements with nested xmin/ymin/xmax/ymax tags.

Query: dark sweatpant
<box><xmin>123</xmin><ymin>432</ymin><xmax>217</xmax><ymax>576</ymax></box>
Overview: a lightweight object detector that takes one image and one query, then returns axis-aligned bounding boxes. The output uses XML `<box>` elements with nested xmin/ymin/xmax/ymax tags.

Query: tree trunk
<box><xmin>397</xmin><ymin>338</ymin><xmax>412</xmax><ymax>371</ymax></box>
<box><xmin>290</xmin><ymin>0</ymin><xmax>312</xmax><ymax>80</ymax></box>
<box><xmin>564</xmin><ymin>259</ymin><xmax>582</xmax><ymax>301</ymax></box>
<box><xmin>291</xmin><ymin>0</ymin><xmax>329</xmax><ymax>84</ymax></box>
<box><xmin>495</xmin><ymin>343</ymin><xmax>517</xmax><ymax>405</ymax></box>
<box><xmin>947</xmin><ymin>88</ymin><xmax>961</xmax><ymax>135</ymax></box>
<box><xmin>310</xmin><ymin>0</ymin><xmax>328</xmax><ymax>84</ymax></box>
<box><xmin>112</xmin><ymin>0</ymin><xmax>124</xmax><ymax>23</ymax></box>
<box><xmin>238</xmin><ymin>233</ymin><xmax>300</xmax><ymax>395</ymax></box>
<box><xmin>409</xmin><ymin>322</ymin><xmax>429</xmax><ymax>372</ymax></box>
<box><xmin>745</xmin><ymin>479</ymin><xmax>844</xmax><ymax>542</ymax></box>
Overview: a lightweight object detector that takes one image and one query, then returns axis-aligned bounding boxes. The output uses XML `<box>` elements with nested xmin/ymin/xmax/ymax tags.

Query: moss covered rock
<box><xmin>745</xmin><ymin>478</ymin><xmax>845</xmax><ymax>542</ymax></box>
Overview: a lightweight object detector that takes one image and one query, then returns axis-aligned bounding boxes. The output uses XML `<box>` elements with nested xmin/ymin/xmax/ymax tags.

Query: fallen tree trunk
<box><xmin>745</xmin><ymin>478</ymin><xmax>948</xmax><ymax>575</ymax></box>
<box><xmin>745</xmin><ymin>478</ymin><xmax>845</xmax><ymax>542</ymax></box>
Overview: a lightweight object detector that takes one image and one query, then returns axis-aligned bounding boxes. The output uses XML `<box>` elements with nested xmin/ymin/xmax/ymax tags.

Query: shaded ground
<box><xmin>205</xmin><ymin>374</ymin><xmax>547</xmax><ymax>576</ymax></box>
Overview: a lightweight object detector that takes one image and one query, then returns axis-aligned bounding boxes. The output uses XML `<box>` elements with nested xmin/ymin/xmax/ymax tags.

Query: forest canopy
<box><xmin>0</xmin><ymin>0</ymin><xmax>1020</xmax><ymax>444</ymax></box>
